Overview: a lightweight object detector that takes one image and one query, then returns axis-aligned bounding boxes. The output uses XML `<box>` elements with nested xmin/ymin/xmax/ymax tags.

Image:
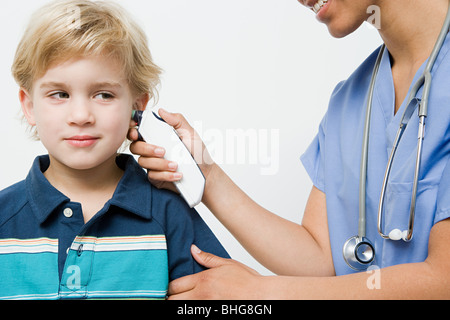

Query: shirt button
<box><xmin>77</xmin><ymin>244</ymin><xmax>83</xmax><ymax>256</ymax></box>
<box><xmin>63</xmin><ymin>208</ymin><xmax>73</xmax><ymax>218</ymax></box>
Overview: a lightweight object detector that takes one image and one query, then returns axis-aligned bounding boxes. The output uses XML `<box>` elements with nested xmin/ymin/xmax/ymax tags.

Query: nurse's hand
<box><xmin>128</xmin><ymin>109</ymin><xmax>215</xmax><ymax>194</ymax></box>
<box><xmin>168</xmin><ymin>245</ymin><xmax>262</xmax><ymax>300</ymax></box>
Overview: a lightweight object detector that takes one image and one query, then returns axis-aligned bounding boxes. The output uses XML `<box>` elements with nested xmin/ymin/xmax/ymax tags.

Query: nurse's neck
<box><xmin>378</xmin><ymin>0</ymin><xmax>448</xmax><ymax>67</ymax></box>
<box><xmin>377</xmin><ymin>0</ymin><xmax>448</xmax><ymax>113</ymax></box>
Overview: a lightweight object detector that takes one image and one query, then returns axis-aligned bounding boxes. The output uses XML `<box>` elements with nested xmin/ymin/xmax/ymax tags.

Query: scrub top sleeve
<box><xmin>300</xmin><ymin>112</ymin><xmax>327</xmax><ymax>193</ymax></box>
<box><xmin>434</xmin><ymin>156</ymin><xmax>450</xmax><ymax>224</ymax></box>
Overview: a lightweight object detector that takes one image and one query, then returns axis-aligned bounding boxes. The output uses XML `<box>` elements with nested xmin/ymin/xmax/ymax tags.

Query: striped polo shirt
<box><xmin>0</xmin><ymin>154</ymin><xmax>229</xmax><ymax>300</ymax></box>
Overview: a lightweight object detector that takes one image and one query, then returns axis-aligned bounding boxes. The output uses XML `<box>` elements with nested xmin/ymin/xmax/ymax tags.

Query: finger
<box><xmin>137</xmin><ymin>157</ymin><xmax>178</xmax><ymax>172</ymax></box>
<box><xmin>168</xmin><ymin>273</ymin><xmax>198</xmax><ymax>297</ymax></box>
<box><xmin>147</xmin><ymin>169</ymin><xmax>183</xmax><ymax>182</ymax></box>
<box><xmin>191</xmin><ymin>245</ymin><xmax>260</xmax><ymax>276</ymax></box>
<box><xmin>129</xmin><ymin>140</ymin><xmax>165</xmax><ymax>158</ymax></box>
<box><xmin>127</xmin><ymin>127</ymin><xmax>139</xmax><ymax>141</ymax></box>
<box><xmin>190</xmin><ymin>245</ymin><xmax>233</xmax><ymax>269</ymax></box>
<box><xmin>167</xmin><ymin>292</ymin><xmax>192</xmax><ymax>300</ymax></box>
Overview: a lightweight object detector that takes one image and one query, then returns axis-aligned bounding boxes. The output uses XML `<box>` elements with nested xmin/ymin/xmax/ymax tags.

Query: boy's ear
<box><xmin>133</xmin><ymin>93</ymin><xmax>150</xmax><ymax>111</ymax></box>
<box><xmin>19</xmin><ymin>88</ymin><xmax>36</xmax><ymax>126</ymax></box>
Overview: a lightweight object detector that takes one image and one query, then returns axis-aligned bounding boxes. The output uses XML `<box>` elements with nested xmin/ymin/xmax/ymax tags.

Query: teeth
<box><xmin>312</xmin><ymin>0</ymin><xmax>328</xmax><ymax>14</ymax></box>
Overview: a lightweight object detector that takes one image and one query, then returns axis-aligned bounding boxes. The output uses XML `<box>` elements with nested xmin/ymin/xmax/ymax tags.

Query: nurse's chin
<box><xmin>324</xmin><ymin>20</ymin><xmax>366</xmax><ymax>39</ymax></box>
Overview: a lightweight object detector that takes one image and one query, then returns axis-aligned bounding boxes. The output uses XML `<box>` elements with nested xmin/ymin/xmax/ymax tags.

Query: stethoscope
<box><xmin>342</xmin><ymin>4</ymin><xmax>450</xmax><ymax>271</ymax></box>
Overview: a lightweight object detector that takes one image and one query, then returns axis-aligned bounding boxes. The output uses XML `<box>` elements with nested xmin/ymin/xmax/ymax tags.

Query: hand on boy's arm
<box><xmin>168</xmin><ymin>245</ymin><xmax>263</xmax><ymax>300</ymax></box>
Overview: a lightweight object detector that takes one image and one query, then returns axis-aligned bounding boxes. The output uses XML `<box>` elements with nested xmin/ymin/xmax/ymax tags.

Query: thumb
<box><xmin>157</xmin><ymin>109</ymin><xmax>209</xmax><ymax>166</ymax></box>
<box><xmin>158</xmin><ymin>108</ymin><xmax>192</xmax><ymax>132</ymax></box>
<box><xmin>191</xmin><ymin>245</ymin><xmax>232</xmax><ymax>269</ymax></box>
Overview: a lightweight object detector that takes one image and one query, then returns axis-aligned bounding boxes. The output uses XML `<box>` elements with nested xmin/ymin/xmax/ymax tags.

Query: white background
<box><xmin>0</xmin><ymin>0</ymin><xmax>381</xmax><ymax>275</ymax></box>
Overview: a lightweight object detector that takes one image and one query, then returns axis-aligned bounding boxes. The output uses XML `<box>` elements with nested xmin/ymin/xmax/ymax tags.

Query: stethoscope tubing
<box><xmin>358</xmin><ymin>43</ymin><xmax>385</xmax><ymax>239</ymax></box>
<box><xmin>377</xmin><ymin>6</ymin><xmax>450</xmax><ymax>241</ymax></box>
<box><xmin>343</xmin><ymin>1</ymin><xmax>450</xmax><ymax>270</ymax></box>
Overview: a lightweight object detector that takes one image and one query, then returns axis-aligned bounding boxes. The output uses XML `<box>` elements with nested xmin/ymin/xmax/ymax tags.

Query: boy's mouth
<box><xmin>65</xmin><ymin>135</ymin><xmax>99</xmax><ymax>148</ymax></box>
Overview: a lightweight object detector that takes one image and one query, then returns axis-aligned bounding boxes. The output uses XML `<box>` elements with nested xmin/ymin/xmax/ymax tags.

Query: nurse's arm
<box><xmin>262</xmin><ymin>217</ymin><xmax>450</xmax><ymax>299</ymax></box>
<box><xmin>169</xmin><ymin>218</ymin><xmax>450</xmax><ymax>299</ymax></box>
<box><xmin>203</xmin><ymin>167</ymin><xmax>335</xmax><ymax>277</ymax></box>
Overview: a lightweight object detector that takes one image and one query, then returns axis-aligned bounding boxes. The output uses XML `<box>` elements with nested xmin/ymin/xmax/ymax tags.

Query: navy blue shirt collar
<box><xmin>26</xmin><ymin>154</ymin><xmax>153</xmax><ymax>224</ymax></box>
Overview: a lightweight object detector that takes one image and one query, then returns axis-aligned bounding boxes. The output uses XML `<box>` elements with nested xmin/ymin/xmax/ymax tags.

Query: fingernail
<box><xmin>168</xmin><ymin>162</ymin><xmax>178</xmax><ymax>170</ymax></box>
<box><xmin>154</xmin><ymin>147</ymin><xmax>165</xmax><ymax>156</ymax></box>
<box><xmin>192</xmin><ymin>244</ymin><xmax>201</xmax><ymax>254</ymax></box>
<box><xmin>173</xmin><ymin>172</ymin><xmax>183</xmax><ymax>180</ymax></box>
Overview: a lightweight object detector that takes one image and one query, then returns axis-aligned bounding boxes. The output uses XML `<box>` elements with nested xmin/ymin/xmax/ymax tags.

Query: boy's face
<box><xmin>20</xmin><ymin>56</ymin><xmax>146</xmax><ymax>171</ymax></box>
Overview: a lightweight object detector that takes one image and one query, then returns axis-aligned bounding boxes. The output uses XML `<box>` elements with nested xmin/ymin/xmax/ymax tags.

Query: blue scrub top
<box><xmin>301</xmin><ymin>35</ymin><xmax>450</xmax><ymax>275</ymax></box>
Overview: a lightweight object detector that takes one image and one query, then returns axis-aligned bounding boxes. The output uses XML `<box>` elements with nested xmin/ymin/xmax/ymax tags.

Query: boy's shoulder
<box><xmin>116</xmin><ymin>154</ymin><xmax>195</xmax><ymax>224</ymax></box>
<box><xmin>0</xmin><ymin>179</ymin><xmax>28</xmax><ymax>204</ymax></box>
<box><xmin>149</xmin><ymin>184</ymin><xmax>194</xmax><ymax>221</ymax></box>
<box><xmin>0</xmin><ymin>179</ymin><xmax>29</xmax><ymax>226</ymax></box>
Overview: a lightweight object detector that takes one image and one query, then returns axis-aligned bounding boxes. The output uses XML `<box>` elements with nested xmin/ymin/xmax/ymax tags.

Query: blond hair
<box><xmin>12</xmin><ymin>0</ymin><xmax>161</xmax><ymax>98</ymax></box>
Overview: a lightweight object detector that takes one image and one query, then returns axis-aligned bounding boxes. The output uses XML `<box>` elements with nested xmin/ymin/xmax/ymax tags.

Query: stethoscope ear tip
<box><xmin>388</xmin><ymin>229</ymin><xmax>409</xmax><ymax>241</ymax></box>
<box><xmin>388</xmin><ymin>229</ymin><xmax>403</xmax><ymax>241</ymax></box>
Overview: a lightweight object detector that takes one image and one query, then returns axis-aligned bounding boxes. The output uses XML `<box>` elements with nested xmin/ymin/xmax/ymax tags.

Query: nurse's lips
<box><xmin>65</xmin><ymin>135</ymin><xmax>99</xmax><ymax>147</ymax></box>
<box><xmin>298</xmin><ymin>0</ymin><xmax>318</xmax><ymax>8</ymax></box>
<box><xmin>299</xmin><ymin>0</ymin><xmax>329</xmax><ymax>14</ymax></box>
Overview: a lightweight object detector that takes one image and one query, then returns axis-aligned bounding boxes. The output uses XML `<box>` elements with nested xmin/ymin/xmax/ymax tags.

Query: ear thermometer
<box><xmin>132</xmin><ymin>107</ymin><xmax>205</xmax><ymax>208</ymax></box>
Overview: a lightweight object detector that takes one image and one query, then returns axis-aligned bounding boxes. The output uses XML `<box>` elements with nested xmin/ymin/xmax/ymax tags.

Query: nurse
<box><xmin>129</xmin><ymin>0</ymin><xmax>450</xmax><ymax>298</ymax></box>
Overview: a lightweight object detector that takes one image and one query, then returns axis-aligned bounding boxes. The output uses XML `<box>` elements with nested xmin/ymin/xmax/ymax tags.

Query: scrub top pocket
<box><xmin>382</xmin><ymin>178</ymin><xmax>438</xmax><ymax>241</ymax></box>
<box><xmin>379</xmin><ymin>178</ymin><xmax>439</xmax><ymax>267</ymax></box>
<box><xmin>383</xmin><ymin>181</ymin><xmax>414</xmax><ymax>234</ymax></box>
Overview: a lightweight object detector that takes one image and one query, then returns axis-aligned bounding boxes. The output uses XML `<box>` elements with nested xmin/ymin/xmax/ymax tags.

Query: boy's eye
<box><xmin>94</xmin><ymin>92</ymin><xmax>115</xmax><ymax>100</ymax></box>
<box><xmin>50</xmin><ymin>92</ymin><xmax>70</xmax><ymax>99</ymax></box>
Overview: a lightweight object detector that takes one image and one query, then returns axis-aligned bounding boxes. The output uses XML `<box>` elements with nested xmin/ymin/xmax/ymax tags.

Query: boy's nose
<box><xmin>67</xmin><ymin>99</ymin><xmax>95</xmax><ymax>126</ymax></box>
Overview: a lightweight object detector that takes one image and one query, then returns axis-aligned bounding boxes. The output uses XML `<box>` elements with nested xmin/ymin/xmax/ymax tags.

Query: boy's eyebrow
<box><xmin>39</xmin><ymin>81</ymin><xmax>124</xmax><ymax>90</ymax></box>
<box><xmin>39</xmin><ymin>81</ymin><xmax>68</xmax><ymax>90</ymax></box>
<box><xmin>89</xmin><ymin>81</ymin><xmax>124</xmax><ymax>90</ymax></box>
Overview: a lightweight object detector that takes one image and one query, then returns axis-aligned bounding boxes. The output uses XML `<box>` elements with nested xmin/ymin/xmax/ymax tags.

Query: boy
<box><xmin>0</xmin><ymin>0</ymin><xmax>228</xmax><ymax>300</ymax></box>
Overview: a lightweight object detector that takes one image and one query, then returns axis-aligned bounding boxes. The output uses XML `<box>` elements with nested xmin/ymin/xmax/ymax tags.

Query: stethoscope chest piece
<box><xmin>343</xmin><ymin>236</ymin><xmax>375</xmax><ymax>271</ymax></box>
